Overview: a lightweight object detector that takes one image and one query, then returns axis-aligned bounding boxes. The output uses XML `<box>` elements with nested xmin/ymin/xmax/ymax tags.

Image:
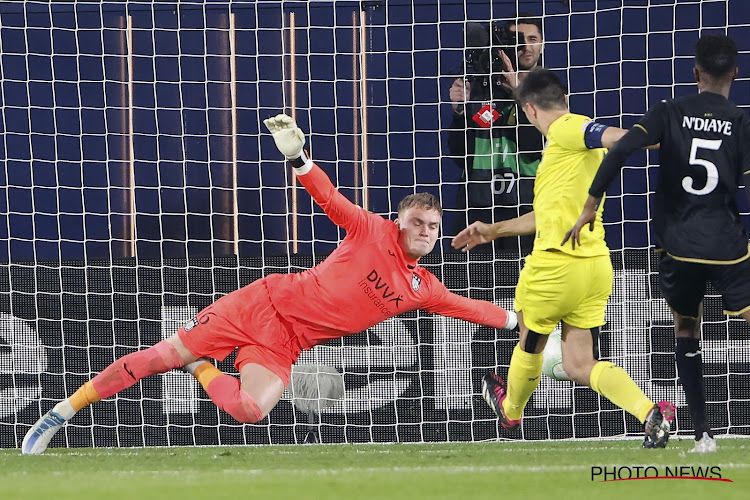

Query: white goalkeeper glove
<box><xmin>505</xmin><ymin>310</ymin><xmax>518</xmax><ymax>330</ymax></box>
<box><xmin>263</xmin><ymin>114</ymin><xmax>306</xmax><ymax>160</ymax></box>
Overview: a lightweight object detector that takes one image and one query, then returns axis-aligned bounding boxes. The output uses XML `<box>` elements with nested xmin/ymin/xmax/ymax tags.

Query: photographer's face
<box><xmin>511</xmin><ymin>23</ymin><xmax>543</xmax><ymax>70</ymax></box>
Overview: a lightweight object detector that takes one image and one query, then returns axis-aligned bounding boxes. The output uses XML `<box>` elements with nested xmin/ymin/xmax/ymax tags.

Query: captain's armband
<box><xmin>583</xmin><ymin>121</ymin><xmax>609</xmax><ymax>149</ymax></box>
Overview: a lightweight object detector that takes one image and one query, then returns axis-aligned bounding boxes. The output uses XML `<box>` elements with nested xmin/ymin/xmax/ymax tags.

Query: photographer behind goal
<box><xmin>447</xmin><ymin>15</ymin><xmax>545</xmax><ymax>254</ymax></box>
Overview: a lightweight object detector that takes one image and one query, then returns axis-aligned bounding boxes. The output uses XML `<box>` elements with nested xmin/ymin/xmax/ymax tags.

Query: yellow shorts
<box><xmin>514</xmin><ymin>251</ymin><xmax>612</xmax><ymax>334</ymax></box>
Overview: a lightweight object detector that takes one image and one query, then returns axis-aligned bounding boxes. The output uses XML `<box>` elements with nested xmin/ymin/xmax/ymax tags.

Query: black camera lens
<box><xmin>491</xmin><ymin>22</ymin><xmax>526</xmax><ymax>71</ymax></box>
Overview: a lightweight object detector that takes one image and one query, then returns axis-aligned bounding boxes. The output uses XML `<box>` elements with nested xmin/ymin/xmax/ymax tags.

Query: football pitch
<box><xmin>1</xmin><ymin>438</ymin><xmax>747</xmax><ymax>500</ymax></box>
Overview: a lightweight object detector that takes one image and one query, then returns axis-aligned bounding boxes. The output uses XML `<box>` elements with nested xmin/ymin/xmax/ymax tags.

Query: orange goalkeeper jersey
<box><xmin>263</xmin><ymin>162</ymin><xmax>511</xmax><ymax>350</ymax></box>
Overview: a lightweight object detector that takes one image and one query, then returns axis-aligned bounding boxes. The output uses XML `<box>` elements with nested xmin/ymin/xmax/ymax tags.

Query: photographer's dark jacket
<box><xmin>448</xmin><ymin>75</ymin><xmax>543</xmax><ymax>218</ymax></box>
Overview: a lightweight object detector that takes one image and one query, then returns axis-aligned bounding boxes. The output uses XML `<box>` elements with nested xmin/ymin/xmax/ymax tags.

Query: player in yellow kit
<box><xmin>453</xmin><ymin>68</ymin><xmax>675</xmax><ymax>448</ymax></box>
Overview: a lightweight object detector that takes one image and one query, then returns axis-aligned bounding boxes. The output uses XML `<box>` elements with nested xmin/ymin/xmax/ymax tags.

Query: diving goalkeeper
<box><xmin>22</xmin><ymin>114</ymin><xmax>518</xmax><ymax>455</ymax></box>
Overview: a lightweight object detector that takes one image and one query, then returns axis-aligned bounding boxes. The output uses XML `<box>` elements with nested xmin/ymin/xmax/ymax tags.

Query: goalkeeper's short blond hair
<box><xmin>397</xmin><ymin>192</ymin><xmax>443</xmax><ymax>217</ymax></box>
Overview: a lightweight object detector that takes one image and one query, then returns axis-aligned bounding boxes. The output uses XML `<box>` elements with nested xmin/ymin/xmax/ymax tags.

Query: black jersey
<box><xmin>590</xmin><ymin>91</ymin><xmax>750</xmax><ymax>262</ymax></box>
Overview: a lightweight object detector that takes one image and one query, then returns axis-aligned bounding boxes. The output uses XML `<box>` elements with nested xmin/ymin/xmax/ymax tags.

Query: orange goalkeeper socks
<box><xmin>192</xmin><ymin>360</ymin><xmax>222</xmax><ymax>388</ymax></box>
<box><xmin>48</xmin><ymin>381</ymin><xmax>102</xmax><ymax>421</ymax></box>
<box><xmin>69</xmin><ymin>381</ymin><xmax>102</xmax><ymax>412</ymax></box>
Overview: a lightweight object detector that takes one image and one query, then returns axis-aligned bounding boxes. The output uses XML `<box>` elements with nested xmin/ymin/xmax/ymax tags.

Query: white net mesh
<box><xmin>2</xmin><ymin>0</ymin><xmax>749</xmax><ymax>447</ymax></box>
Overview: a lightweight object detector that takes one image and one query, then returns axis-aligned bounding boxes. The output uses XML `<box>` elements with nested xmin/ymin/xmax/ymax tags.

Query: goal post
<box><xmin>1</xmin><ymin>1</ymin><xmax>749</xmax><ymax>448</ymax></box>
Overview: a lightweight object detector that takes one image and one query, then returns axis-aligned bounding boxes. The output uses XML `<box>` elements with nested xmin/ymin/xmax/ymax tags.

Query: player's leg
<box><xmin>72</xmin><ymin>335</ymin><xmax>195</xmax><ymax>416</ymax></box>
<box><xmin>79</xmin><ymin>334</ymin><xmax>196</xmax><ymax>406</ymax></box>
<box><xmin>181</xmin><ymin>278</ymin><xmax>299</xmax><ymax>422</ymax></box>
<box><xmin>671</xmin><ymin>307</ymin><xmax>713</xmax><ymax>447</ymax></box>
<box><xmin>673</xmin><ymin>307</ymin><xmax>716</xmax><ymax>453</ymax></box>
<box><xmin>184</xmin><ymin>358</ymin><xmax>284</xmax><ymax>423</ymax></box>
<box><xmin>564</xmin><ymin>254</ymin><xmax>651</xmax><ymax>416</ymax></box>
<box><xmin>696</xmin><ymin>256</ymin><xmax>750</xmax><ymax>452</ymax></box>
<box><xmin>486</xmin><ymin>312</ymin><xmax>548</xmax><ymax>427</ymax></box>
<box><xmin>22</xmin><ymin>335</ymin><xmax>193</xmax><ymax>454</ymax></box>
<box><xmin>22</xmin><ymin>280</ymin><xmax>269</xmax><ymax>454</ymax></box>
<box><xmin>659</xmin><ymin>253</ymin><xmax>712</xmax><ymax>450</ymax></box>
<box><xmin>240</xmin><ymin>363</ymin><xmax>286</xmax><ymax>418</ymax></box>
<box><xmin>482</xmin><ymin>252</ymin><xmax>563</xmax><ymax>428</ymax></box>
<box><xmin>565</xmin><ymin>253</ymin><xmax>674</xmax><ymax>447</ymax></box>
<box><xmin>561</xmin><ymin>323</ymin><xmax>652</xmax><ymax>419</ymax></box>
<box><xmin>185</xmin><ymin>338</ymin><xmax>294</xmax><ymax>424</ymax></box>
<box><xmin>561</xmin><ymin>322</ymin><xmax>674</xmax><ymax>447</ymax></box>
<box><xmin>559</xmin><ymin>323</ymin><xmax>597</xmax><ymax>384</ymax></box>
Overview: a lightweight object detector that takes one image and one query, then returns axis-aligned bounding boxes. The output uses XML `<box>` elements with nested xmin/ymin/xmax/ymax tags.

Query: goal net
<box><xmin>2</xmin><ymin>0</ymin><xmax>749</xmax><ymax>448</ymax></box>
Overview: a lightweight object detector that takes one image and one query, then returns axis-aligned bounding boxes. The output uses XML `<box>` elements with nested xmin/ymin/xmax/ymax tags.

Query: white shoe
<box><xmin>689</xmin><ymin>432</ymin><xmax>717</xmax><ymax>453</ymax></box>
<box><xmin>21</xmin><ymin>410</ymin><xmax>66</xmax><ymax>455</ymax></box>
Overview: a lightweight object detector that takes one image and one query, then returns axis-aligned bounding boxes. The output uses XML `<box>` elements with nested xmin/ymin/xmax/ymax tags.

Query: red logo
<box><xmin>472</xmin><ymin>104</ymin><xmax>500</xmax><ymax>128</ymax></box>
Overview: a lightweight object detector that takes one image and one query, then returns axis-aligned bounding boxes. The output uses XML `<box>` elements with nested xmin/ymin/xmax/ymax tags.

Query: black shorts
<box><xmin>659</xmin><ymin>252</ymin><xmax>750</xmax><ymax>317</ymax></box>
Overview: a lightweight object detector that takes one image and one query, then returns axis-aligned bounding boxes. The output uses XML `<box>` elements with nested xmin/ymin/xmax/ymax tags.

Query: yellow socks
<box><xmin>502</xmin><ymin>344</ymin><xmax>543</xmax><ymax>420</ymax></box>
<box><xmin>68</xmin><ymin>381</ymin><xmax>102</xmax><ymax>412</ymax></box>
<box><xmin>589</xmin><ymin>361</ymin><xmax>654</xmax><ymax>423</ymax></box>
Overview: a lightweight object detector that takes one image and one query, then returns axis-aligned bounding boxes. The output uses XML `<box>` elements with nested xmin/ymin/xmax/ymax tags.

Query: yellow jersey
<box><xmin>532</xmin><ymin>113</ymin><xmax>609</xmax><ymax>257</ymax></box>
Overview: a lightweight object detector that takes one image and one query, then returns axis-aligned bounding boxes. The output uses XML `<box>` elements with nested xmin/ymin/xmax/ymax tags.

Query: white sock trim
<box><xmin>505</xmin><ymin>310</ymin><xmax>518</xmax><ymax>330</ymax></box>
<box><xmin>52</xmin><ymin>399</ymin><xmax>75</xmax><ymax>421</ymax></box>
<box><xmin>293</xmin><ymin>158</ymin><xmax>314</xmax><ymax>176</ymax></box>
<box><xmin>184</xmin><ymin>358</ymin><xmax>210</xmax><ymax>375</ymax></box>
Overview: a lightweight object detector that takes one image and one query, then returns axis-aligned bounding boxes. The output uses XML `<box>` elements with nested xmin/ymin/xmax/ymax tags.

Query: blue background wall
<box><xmin>1</xmin><ymin>0</ymin><xmax>749</xmax><ymax>261</ymax></box>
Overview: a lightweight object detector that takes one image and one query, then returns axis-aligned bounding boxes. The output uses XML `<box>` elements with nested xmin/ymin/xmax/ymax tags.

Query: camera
<box><xmin>465</xmin><ymin>21</ymin><xmax>526</xmax><ymax>75</ymax></box>
<box><xmin>491</xmin><ymin>22</ymin><xmax>526</xmax><ymax>70</ymax></box>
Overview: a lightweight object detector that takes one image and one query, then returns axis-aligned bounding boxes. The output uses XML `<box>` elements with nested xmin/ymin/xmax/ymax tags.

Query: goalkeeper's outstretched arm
<box><xmin>263</xmin><ymin>114</ymin><xmax>362</xmax><ymax>230</ymax></box>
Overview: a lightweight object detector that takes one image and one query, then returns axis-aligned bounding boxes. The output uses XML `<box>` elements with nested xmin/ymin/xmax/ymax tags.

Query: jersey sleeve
<box><xmin>296</xmin><ymin>162</ymin><xmax>365</xmax><ymax>233</ymax></box>
<box><xmin>421</xmin><ymin>274</ymin><xmax>509</xmax><ymax>329</ymax></box>
<box><xmin>588</xmin><ymin>102</ymin><xmax>665</xmax><ymax>198</ymax></box>
<box><xmin>635</xmin><ymin>100</ymin><xmax>667</xmax><ymax>144</ymax></box>
<box><xmin>551</xmin><ymin>116</ymin><xmax>591</xmax><ymax>151</ymax></box>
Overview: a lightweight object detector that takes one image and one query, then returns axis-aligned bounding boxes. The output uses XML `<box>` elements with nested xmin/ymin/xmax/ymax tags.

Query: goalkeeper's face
<box><xmin>395</xmin><ymin>207</ymin><xmax>441</xmax><ymax>260</ymax></box>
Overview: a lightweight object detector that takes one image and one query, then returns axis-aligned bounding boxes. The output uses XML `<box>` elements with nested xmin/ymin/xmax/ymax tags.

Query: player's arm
<box><xmin>263</xmin><ymin>114</ymin><xmax>362</xmax><ymax>230</ymax></box>
<box><xmin>451</xmin><ymin>211</ymin><xmax>535</xmax><ymax>252</ymax></box>
<box><xmin>447</xmin><ymin>83</ymin><xmax>473</xmax><ymax>170</ymax></box>
<box><xmin>423</xmin><ymin>278</ymin><xmax>518</xmax><ymax>330</ymax></box>
<box><xmin>582</xmin><ymin>121</ymin><xmax>660</xmax><ymax>151</ymax></box>
<box><xmin>601</xmin><ymin>126</ymin><xmax>626</xmax><ymax>149</ymax></box>
<box><xmin>562</xmin><ymin>119</ymin><xmax>661</xmax><ymax>248</ymax></box>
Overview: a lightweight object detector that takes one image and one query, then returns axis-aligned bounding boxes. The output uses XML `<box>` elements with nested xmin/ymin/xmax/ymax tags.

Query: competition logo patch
<box><xmin>411</xmin><ymin>274</ymin><xmax>422</xmax><ymax>291</ymax></box>
<box><xmin>472</xmin><ymin>103</ymin><xmax>499</xmax><ymax>128</ymax></box>
<box><xmin>184</xmin><ymin>317</ymin><xmax>199</xmax><ymax>331</ymax></box>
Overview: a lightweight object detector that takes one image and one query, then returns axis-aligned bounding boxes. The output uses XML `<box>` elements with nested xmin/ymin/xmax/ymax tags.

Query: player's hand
<box><xmin>449</xmin><ymin>78</ymin><xmax>471</xmax><ymax>113</ymax></box>
<box><xmin>561</xmin><ymin>196</ymin><xmax>600</xmax><ymax>250</ymax></box>
<box><xmin>263</xmin><ymin>114</ymin><xmax>305</xmax><ymax>159</ymax></box>
<box><xmin>451</xmin><ymin>221</ymin><xmax>495</xmax><ymax>252</ymax></box>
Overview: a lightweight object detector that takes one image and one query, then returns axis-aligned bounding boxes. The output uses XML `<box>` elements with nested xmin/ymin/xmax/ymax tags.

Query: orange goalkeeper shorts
<box><xmin>177</xmin><ymin>277</ymin><xmax>302</xmax><ymax>386</ymax></box>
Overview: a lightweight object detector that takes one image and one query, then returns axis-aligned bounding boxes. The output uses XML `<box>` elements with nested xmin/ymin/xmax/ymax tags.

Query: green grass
<box><xmin>1</xmin><ymin>438</ymin><xmax>747</xmax><ymax>500</ymax></box>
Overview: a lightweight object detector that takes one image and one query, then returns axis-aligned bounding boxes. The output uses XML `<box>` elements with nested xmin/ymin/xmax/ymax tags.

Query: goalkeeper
<box><xmin>452</xmin><ymin>68</ymin><xmax>675</xmax><ymax>448</ymax></box>
<box><xmin>23</xmin><ymin>113</ymin><xmax>519</xmax><ymax>455</ymax></box>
